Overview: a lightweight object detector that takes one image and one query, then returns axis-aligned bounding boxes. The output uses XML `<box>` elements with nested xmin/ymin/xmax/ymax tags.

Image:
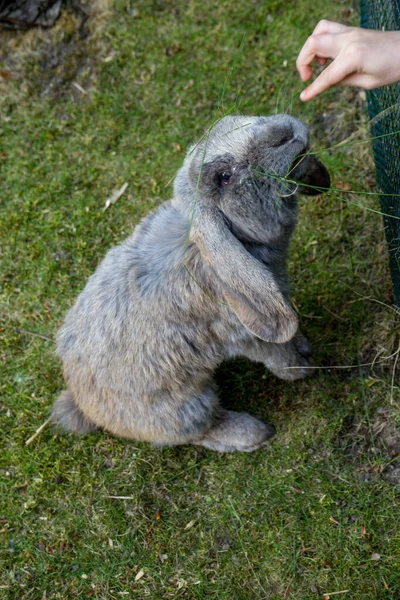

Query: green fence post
<box><xmin>360</xmin><ymin>0</ymin><xmax>400</xmax><ymax>306</ymax></box>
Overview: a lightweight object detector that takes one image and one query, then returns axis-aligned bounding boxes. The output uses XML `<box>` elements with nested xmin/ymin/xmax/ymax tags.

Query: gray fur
<box><xmin>53</xmin><ymin>114</ymin><xmax>330</xmax><ymax>452</ymax></box>
<box><xmin>51</xmin><ymin>390</ymin><xmax>98</xmax><ymax>434</ymax></box>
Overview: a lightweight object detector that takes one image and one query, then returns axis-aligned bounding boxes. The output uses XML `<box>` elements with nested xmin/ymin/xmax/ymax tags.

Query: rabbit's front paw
<box><xmin>293</xmin><ymin>331</ymin><xmax>312</xmax><ymax>359</ymax></box>
<box><xmin>273</xmin><ymin>358</ymin><xmax>313</xmax><ymax>381</ymax></box>
<box><xmin>269</xmin><ymin>332</ymin><xmax>314</xmax><ymax>381</ymax></box>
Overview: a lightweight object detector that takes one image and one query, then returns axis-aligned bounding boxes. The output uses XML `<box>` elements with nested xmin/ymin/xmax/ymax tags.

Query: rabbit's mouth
<box><xmin>289</xmin><ymin>151</ymin><xmax>331</xmax><ymax>196</ymax></box>
<box><xmin>289</xmin><ymin>149</ymin><xmax>311</xmax><ymax>179</ymax></box>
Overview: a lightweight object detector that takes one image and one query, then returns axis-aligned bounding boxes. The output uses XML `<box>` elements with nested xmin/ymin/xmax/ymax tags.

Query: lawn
<box><xmin>1</xmin><ymin>0</ymin><xmax>400</xmax><ymax>598</ymax></box>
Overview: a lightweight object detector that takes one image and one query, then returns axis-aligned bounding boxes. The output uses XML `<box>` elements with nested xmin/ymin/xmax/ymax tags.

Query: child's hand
<box><xmin>296</xmin><ymin>20</ymin><xmax>400</xmax><ymax>101</ymax></box>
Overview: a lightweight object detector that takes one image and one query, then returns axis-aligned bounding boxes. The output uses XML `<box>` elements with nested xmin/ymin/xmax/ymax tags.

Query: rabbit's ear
<box><xmin>297</xmin><ymin>155</ymin><xmax>330</xmax><ymax>196</ymax></box>
<box><xmin>190</xmin><ymin>206</ymin><xmax>298</xmax><ymax>343</ymax></box>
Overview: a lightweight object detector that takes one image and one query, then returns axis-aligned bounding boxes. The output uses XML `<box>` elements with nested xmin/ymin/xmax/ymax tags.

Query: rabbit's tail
<box><xmin>52</xmin><ymin>390</ymin><xmax>98</xmax><ymax>435</ymax></box>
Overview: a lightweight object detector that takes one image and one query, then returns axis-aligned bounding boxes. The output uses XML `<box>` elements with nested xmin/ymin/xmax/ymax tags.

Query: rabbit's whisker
<box><xmin>300</xmin><ymin>128</ymin><xmax>400</xmax><ymax>158</ymax></box>
<box><xmin>251</xmin><ymin>168</ymin><xmax>400</xmax><ymax>221</ymax></box>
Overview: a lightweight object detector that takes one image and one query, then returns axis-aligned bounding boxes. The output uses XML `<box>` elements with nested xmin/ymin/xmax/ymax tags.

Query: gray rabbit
<box><xmin>53</xmin><ymin>114</ymin><xmax>330</xmax><ymax>452</ymax></box>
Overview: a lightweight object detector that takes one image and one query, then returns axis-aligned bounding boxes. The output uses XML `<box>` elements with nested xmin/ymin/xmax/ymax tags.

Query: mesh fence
<box><xmin>360</xmin><ymin>0</ymin><xmax>400</xmax><ymax>306</ymax></box>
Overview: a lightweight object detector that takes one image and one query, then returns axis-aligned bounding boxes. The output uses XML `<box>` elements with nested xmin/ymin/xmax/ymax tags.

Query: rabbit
<box><xmin>52</xmin><ymin>114</ymin><xmax>330</xmax><ymax>453</ymax></box>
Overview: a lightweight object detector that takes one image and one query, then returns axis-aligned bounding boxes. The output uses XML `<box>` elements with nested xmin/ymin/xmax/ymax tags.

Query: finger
<box><xmin>297</xmin><ymin>56</ymin><xmax>327</xmax><ymax>82</ymax></box>
<box><xmin>299</xmin><ymin>58</ymin><xmax>355</xmax><ymax>101</ymax></box>
<box><xmin>297</xmin><ymin>63</ymin><xmax>313</xmax><ymax>82</ymax></box>
<box><xmin>337</xmin><ymin>72</ymin><xmax>382</xmax><ymax>90</ymax></box>
<box><xmin>312</xmin><ymin>19</ymin><xmax>351</xmax><ymax>36</ymax></box>
<box><xmin>296</xmin><ymin>33</ymin><xmax>341</xmax><ymax>81</ymax></box>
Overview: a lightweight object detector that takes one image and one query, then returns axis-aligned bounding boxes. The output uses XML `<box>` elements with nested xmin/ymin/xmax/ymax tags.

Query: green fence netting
<box><xmin>360</xmin><ymin>0</ymin><xmax>400</xmax><ymax>306</ymax></box>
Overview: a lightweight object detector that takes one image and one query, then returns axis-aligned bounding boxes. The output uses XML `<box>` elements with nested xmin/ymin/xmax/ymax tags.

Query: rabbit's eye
<box><xmin>219</xmin><ymin>171</ymin><xmax>232</xmax><ymax>185</ymax></box>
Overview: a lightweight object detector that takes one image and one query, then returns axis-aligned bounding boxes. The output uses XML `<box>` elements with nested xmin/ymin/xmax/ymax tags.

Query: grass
<box><xmin>1</xmin><ymin>0</ymin><xmax>400</xmax><ymax>598</ymax></box>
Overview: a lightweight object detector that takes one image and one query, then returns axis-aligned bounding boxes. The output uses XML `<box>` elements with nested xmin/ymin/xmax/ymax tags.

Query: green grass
<box><xmin>1</xmin><ymin>1</ymin><xmax>400</xmax><ymax>598</ymax></box>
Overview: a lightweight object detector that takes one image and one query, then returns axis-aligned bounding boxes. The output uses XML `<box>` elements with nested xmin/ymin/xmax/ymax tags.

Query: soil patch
<box><xmin>336</xmin><ymin>407</ymin><xmax>400</xmax><ymax>485</ymax></box>
<box><xmin>0</xmin><ymin>0</ymin><xmax>110</xmax><ymax>99</ymax></box>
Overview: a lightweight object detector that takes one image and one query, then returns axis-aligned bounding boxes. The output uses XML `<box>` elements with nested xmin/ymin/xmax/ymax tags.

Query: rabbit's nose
<box><xmin>290</xmin><ymin>119</ymin><xmax>309</xmax><ymax>147</ymax></box>
<box><xmin>266</xmin><ymin>124</ymin><xmax>295</xmax><ymax>147</ymax></box>
<box><xmin>258</xmin><ymin>114</ymin><xmax>309</xmax><ymax>148</ymax></box>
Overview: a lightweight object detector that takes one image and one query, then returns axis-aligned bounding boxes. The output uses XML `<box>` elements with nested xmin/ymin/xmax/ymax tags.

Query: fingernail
<box><xmin>300</xmin><ymin>90</ymin><xmax>307</xmax><ymax>101</ymax></box>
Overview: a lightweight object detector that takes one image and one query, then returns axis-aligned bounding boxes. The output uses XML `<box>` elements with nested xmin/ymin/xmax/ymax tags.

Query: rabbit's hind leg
<box><xmin>152</xmin><ymin>384</ymin><xmax>274</xmax><ymax>452</ymax></box>
<box><xmin>194</xmin><ymin>410</ymin><xmax>275</xmax><ymax>453</ymax></box>
<box><xmin>149</xmin><ymin>383</ymin><xmax>218</xmax><ymax>447</ymax></box>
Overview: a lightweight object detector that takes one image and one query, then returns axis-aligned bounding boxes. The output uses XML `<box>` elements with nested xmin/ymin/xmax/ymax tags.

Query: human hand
<box><xmin>296</xmin><ymin>20</ymin><xmax>400</xmax><ymax>101</ymax></box>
